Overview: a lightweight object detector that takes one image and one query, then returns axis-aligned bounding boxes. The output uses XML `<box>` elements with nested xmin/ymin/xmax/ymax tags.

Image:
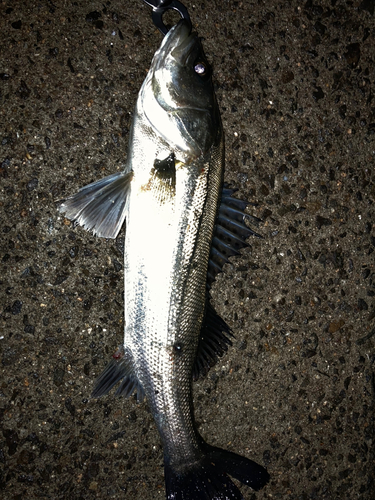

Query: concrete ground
<box><xmin>1</xmin><ymin>0</ymin><xmax>374</xmax><ymax>499</ymax></box>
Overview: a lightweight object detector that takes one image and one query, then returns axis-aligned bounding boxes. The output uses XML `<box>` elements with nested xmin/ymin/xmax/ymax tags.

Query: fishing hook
<box><xmin>142</xmin><ymin>0</ymin><xmax>192</xmax><ymax>35</ymax></box>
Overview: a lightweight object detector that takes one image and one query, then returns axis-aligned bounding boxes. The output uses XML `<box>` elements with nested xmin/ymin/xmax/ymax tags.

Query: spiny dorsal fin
<box><xmin>207</xmin><ymin>187</ymin><xmax>262</xmax><ymax>287</ymax></box>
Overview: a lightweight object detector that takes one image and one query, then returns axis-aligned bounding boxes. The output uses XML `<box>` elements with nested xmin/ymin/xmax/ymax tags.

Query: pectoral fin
<box><xmin>58</xmin><ymin>170</ymin><xmax>133</xmax><ymax>238</ymax></box>
<box><xmin>147</xmin><ymin>153</ymin><xmax>176</xmax><ymax>204</ymax></box>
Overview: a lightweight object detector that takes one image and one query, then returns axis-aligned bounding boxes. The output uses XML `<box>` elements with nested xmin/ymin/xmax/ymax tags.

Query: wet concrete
<box><xmin>1</xmin><ymin>0</ymin><xmax>374</xmax><ymax>498</ymax></box>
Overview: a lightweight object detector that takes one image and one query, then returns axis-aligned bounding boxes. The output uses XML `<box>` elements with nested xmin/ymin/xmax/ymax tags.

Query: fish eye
<box><xmin>194</xmin><ymin>62</ymin><xmax>207</xmax><ymax>76</ymax></box>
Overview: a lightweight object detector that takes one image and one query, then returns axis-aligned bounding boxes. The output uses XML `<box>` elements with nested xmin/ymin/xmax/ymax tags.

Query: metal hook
<box><xmin>142</xmin><ymin>0</ymin><xmax>192</xmax><ymax>35</ymax></box>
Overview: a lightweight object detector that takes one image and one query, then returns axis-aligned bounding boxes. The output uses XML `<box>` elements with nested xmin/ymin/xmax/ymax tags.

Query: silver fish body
<box><xmin>59</xmin><ymin>19</ymin><xmax>269</xmax><ymax>499</ymax></box>
<box><xmin>124</xmin><ymin>21</ymin><xmax>223</xmax><ymax>463</ymax></box>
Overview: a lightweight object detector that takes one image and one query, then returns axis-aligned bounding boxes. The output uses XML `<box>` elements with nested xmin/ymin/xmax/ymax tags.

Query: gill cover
<box><xmin>141</xmin><ymin>20</ymin><xmax>221</xmax><ymax>159</ymax></box>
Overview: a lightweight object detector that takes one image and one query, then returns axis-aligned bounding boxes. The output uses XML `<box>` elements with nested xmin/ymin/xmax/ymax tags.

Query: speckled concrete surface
<box><xmin>1</xmin><ymin>1</ymin><xmax>374</xmax><ymax>499</ymax></box>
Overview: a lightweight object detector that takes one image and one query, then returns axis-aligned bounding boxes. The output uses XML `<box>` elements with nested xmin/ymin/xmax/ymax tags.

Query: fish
<box><xmin>58</xmin><ymin>19</ymin><xmax>269</xmax><ymax>500</ymax></box>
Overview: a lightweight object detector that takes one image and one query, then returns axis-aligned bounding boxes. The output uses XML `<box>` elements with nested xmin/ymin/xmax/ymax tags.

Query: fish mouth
<box><xmin>154</xmin><ymin>19</ymin><xmax>197</xmax><ymax>71</ymax></box>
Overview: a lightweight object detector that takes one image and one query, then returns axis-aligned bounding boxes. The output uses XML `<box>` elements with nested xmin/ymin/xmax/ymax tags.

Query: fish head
<box><xmin>141</xmin><ymin>20</ymin><xmax>221</xmax><ymax>161</ymax></box>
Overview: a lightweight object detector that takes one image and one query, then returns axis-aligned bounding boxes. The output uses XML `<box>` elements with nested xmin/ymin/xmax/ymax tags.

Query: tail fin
<box><xmin>164</xmin><ymin>444</ymin><xmax>269</xmax><ymax>499</ymax></box>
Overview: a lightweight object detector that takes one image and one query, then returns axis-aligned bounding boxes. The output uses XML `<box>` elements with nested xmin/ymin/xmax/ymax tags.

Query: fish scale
<box><xmin>125</xmin><ymin>160</ymin><xmax>217</xmax><ymax>461</ymax></box>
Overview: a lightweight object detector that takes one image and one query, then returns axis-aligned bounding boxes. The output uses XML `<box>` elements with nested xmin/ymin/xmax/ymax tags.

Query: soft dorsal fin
<box><xmin>192</xmin><ymin>302</ymin><xmax>233</xmax><ymax>381</ymax></box>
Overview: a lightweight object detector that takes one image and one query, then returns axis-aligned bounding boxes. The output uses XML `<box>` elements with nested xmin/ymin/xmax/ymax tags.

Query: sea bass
<box><xmin>59</xmin><ymin>19</ymin><xmax>269</xmax><ymax>499</ymax></box>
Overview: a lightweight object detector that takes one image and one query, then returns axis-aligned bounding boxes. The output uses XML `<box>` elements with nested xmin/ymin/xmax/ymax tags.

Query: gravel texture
<box><xmin>1</xmin><ymin>0</ymin><xmax>374</xmax><ymax>499</ymax></box>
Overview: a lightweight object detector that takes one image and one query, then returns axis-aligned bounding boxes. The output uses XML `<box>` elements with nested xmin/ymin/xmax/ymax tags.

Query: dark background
<box><xmin>1</xmin><ymin>0</ymin><xmax>374</xmax><ymax>498</ymax></box>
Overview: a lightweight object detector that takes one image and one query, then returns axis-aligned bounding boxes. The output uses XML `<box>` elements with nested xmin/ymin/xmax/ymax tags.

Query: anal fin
<box><xmin>92</xmin><ymin>347</ymin><xmax>145</xmax><ymax>402</ymax></box>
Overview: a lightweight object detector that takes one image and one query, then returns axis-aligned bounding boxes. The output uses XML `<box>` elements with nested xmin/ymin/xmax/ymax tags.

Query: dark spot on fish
<box><xmin>173</xmin><ymin>343</ymin><xmax>183</xmax><ymax>355</ymax></box>
<box><xmin>153</xmin><ymin>153</ymin><xmax>175</xmax><ymax>178</ymax></box>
